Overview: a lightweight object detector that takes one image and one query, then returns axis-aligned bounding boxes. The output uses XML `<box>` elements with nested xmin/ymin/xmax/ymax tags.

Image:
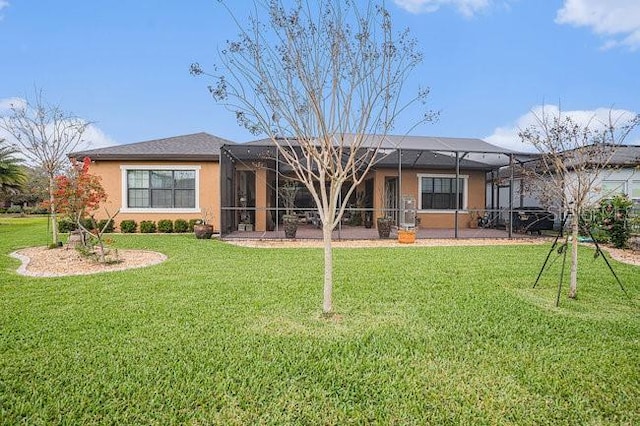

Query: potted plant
<box><xmin>468</xmin><ymin>209</ymin><xmax>480</xmax><ymax>229</ymax></box>
<box><xmin>238</xmin><ymin>192</ymin><xmax>253</xmax><ymax>231</ymax></box>
<box><xmin>194</xmin><ymin>209</ymin><xmax>214</xmax><ymax>239</ymax></box>
<box><xmin>279</xmin><ymin>179</ymin><xmax>300</xmax><ymax>238</ymax></box>
<box><xmin>377</xmin><ymin>216</ymin><xmax>392</xmax><ymax>239</ymax></box>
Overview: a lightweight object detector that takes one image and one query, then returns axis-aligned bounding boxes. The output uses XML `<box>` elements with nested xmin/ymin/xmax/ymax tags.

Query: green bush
<box><xmin>6</xmin><ymin>205</ymin><xmax>22</xmax><ymax>214</ymax></box>
<box><xmin>97</xmin><ymin>219</ymin><xmax>115</xmax><ymax>233</ymax></box>
<box><xmin>23</xmin><ymin>206</ymin><xmax>49</xmax><ymax>215</ymax></box>
<box><xmin>79</xmin><ymin>217</ymin><xmax>96</xmax><ymax>231</ymax></box>
<box><xmin>120</xmin><ymin>220</ymin><xmax>137</xmax><ymax>233</ymax></box>
<box><xmin>157</xmin><ymin>219</ymin><xmax>173</xmax><ymax>233</ymax></box>
<box><xmin>58</xmin><ymin>217</ymin><xmax>77</xmax><ymax>233</ymax></box>
<box><xmin>589</xmin><ymin>227</ymin><xmax>610</xmax><ymax>243</ymax></box>
<box><xmin>596</xmin><ymin>195</ymin><xmax>633</xmax><ymax>248</ymax></box>
<box><xmin>140</xmin><ymin>220</ymin><xmax>157</xmax><ymax>233</ymax></box>
<box><xmin>188</xmin><ymin>219</ymin><xmax>200</xmax><ymax>232</ymax></box>
<box><xmin>174</xmin><ymin>219</ymin><xmax>189</xmax><ymax>233</ymax></box>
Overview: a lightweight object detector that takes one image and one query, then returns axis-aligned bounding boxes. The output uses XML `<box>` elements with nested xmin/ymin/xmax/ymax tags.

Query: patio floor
<box><xmin>223</xmin><ymin>225</ymin><xmax>547</xmax><ymax>241</ymax></box>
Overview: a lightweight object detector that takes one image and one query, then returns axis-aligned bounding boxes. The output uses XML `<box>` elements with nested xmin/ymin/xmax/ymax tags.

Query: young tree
<box><xmin>519</xmin><ymin>107</ymin><xmax>639</xmax><ymax>299</ymax></box>
<box><xmin>51</xmin><ymin>157</ymin><xmax>119</xmax><ymax>262</ymax></box>
<box><xmin>192</xmin><ymin>0</ymin><xmax>433</xmax><ymax>314</ymax></box>
<box><xmin>0</xmin><ymin>92</ymin><xmax>91</xmax><ymax>244</ymax></box>
<box><xmin>52</xmin><ymin>157</ymin><xmax>107</xmax><ymax>227</ymax></box>
<box><xmin>0</xmin><ymin>138</ymin><xmax>27</xmax><ymax>196</ymax></box>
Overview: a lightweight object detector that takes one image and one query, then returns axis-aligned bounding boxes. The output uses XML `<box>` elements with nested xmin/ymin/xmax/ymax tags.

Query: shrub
<box><xmin>120</xmin><ymin>220</ymin><xmax>137</xmax><ymax>233</ymax></box>
<box><xmin>596</xmin><ymin>195</ymin><xmax>633</xmax><ymax>248</ymax></box>
<box><xmin>157</xmin><ymin>219</ymin><xmax>173</xmax><ymax>233</ymax></box>
<box><xmin>6</xmin><ymin>205</ymin><xmax>22</xmax><ymax>214</ymax></box>
<box><xmin>58</xmin><ymin>217</ymin><xmax>77</xmax><ymax>233</ymax></box>
<box><xmin>79</xmin><ymin>217</ymin><xmax>96</xmax><ymax>231</ymax></box>
<box><xmin>188</xmin><ymin>219</ymin><xmax>200</xmax><ymax>232</ymax></box>
<box><xmin>24</xmin><ymin>206</ymin><xmax>49</xmax><ymax>215</ymax></box>
<box><xmin>174</xmin><ymin>219</ymin><xmax>189</xmax><ymax>233</ymax></box>
<box><xmin>97</xmin><ymin>219</ymin><xmax>115</xmax><ymax>233</ymax></box>
<box><xmin>589</xmin><ymin>227</ymin><xmax>610</xmax><ymax>244</ymax></box>
<box><xmin>140</xmin><ymin>220</ymin><xmax>157</xmax><ymax>233</ymax></box>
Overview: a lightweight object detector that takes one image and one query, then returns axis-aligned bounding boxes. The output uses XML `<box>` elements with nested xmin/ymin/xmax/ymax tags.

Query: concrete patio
<box><xmin>222</xmin><ymin>224</ymin><xmax>546</xmax><ymax>241</ymax></box>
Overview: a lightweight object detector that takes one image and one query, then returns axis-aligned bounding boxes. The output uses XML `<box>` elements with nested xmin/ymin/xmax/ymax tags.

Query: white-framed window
<box><xmin>120</xmin><ymin>165</ymin><xmax>201</xmax><ymax>213</ymax></box>
<box><xmin>418</xmin><ymin>173</ymin><xmax>468</xmax><ymax>211</ymax></box>
<box><xmin>600</xmin><ymin>180</ymin><xmax>627</xmax><ymax>198</ymax></box>
<box><xmin>631</xmin><ymin>180</ymin><xmax>640</xmax><ymax>205</ymax></box>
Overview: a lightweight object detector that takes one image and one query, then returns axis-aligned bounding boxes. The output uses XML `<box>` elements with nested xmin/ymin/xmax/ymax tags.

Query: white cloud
<box><xmin>0</xmin><ymin>0</ymin><xmax>9</xmax><ymax>21</ymax></box>
<box><xmin>393</xmin><ymin>0</ymin><xmax>492</xmax><ymax>17</ymax></box>
<box><xmin>556</xmin><ymin>0</ymin><xmax>640</xmax><ymax>50</ymax></box>
<box><xmin>82</xmin><ymin>124</ymin><xmax>117</xmax><ymax>150</ymax></box>
<box><xmin>0</xmin><ymin>97</ymin><xmax>26</xmax><ymax>111</ymax></box>
<box><xmin>485</xmin><ymin>105</ymin><xmax>639</xmax><ymax>152</ymax></box>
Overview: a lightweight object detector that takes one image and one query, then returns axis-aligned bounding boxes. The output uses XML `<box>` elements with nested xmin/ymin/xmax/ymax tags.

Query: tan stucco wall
<box><xmin>373</xmin><ymin>168</ymin><xmax>486</xmax><ymax>229</ymax></box>
<box><xmin>88</xmin><ymin>160</ymin><xmax>221</xmax><ymax>231</ymax></box>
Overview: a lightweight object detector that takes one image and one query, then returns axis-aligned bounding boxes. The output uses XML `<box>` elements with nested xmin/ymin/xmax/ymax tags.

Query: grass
<box><xmin>1</xmin><ymin>217</ymin><xmax>639</xmax><ymax>425</ymax></box>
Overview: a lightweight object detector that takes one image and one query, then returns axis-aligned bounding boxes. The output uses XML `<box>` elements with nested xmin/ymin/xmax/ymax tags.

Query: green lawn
<box><xmin>1</xmin><ymin>217</ymin><xmax>639</xmax><ymax>425</ymax></box>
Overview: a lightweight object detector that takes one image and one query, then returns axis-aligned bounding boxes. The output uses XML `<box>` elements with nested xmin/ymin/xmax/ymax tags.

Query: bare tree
<box><xmin>0</xmin><ymin>92</ymin><xmax>91</xmax><ymax>244</ymax></box>
<box><xmin>192</xmin><ymin>0</ymin><xmax>433</xmax><ymax>314</ymax></box>
<box><xmin>518</xmin><ymin>107</ymin><xmax>639</xmax><ymax>299</ymax></box>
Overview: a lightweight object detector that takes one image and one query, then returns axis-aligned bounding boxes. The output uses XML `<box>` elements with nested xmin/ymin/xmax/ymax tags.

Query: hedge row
<box><xmin>58</xmin><ymin>218</ymin><xmax>202</xmax><ymax>234</ymax></box>
<box><xmin>0</xmin><ymin>206</ymin><xmax>50</xmax><ymax>215</ymax></box>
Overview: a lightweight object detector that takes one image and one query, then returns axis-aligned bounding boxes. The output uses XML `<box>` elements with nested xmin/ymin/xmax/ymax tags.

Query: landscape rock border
<box><xmin>10</xmin><ymin>246</ymin><xmax>167</xmax><ymax>277</ymax></box>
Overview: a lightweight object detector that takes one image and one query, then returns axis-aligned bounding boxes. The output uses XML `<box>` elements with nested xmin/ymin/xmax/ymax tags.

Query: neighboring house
<box><xmin>493</xmin><ymin>145</ymin><xmax>640</xmax><ymax>220</ymax></box>
<box><xmin>71</xmin><ymin>132</ymin><xmax>527</xmax><ymax>235</ymax></box>
<box><xmin>590</xmin><ymin>146</ymin><xmax>640</xmax><ymax>205</ymax></box>
<box><xmin>70</xmin><ymin>133</ymin><xmax>235</xmax><ymax>231</ymax></box>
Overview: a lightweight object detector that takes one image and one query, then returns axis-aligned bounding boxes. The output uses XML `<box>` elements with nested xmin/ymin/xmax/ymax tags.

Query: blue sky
<box><xmin>1</xmin><ymin>0</ymin><xmax>639</xmax><ymax>152</ymax></box>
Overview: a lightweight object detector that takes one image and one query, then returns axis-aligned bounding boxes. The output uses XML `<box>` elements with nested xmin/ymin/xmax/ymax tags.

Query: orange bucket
<box><xmin>398</xmin><ymin>229</ymin><xmax>416</xmax><ymax>244</ymax></box>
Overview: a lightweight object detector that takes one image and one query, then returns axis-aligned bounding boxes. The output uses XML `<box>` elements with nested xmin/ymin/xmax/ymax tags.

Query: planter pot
<box><xmin>398</xmin><ymin>229</ymin><xmax>416</xmax><ymax>244</ymax></box>
<box><xmin>377</xmin><ymin>218</ymin><xmax>392</xmax><ymax>239</ymax></box>
<box><xmin>194</xmin><ymin>224</ymin><xmax>214</xmax><ymax>239</ymax></box>
<box><xmin>283</xmin><ymin>215</ymin><xmax>298</xmax><ymax>239</ymax></box>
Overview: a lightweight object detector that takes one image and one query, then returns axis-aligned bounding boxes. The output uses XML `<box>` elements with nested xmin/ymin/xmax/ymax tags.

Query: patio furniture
<box><xmin>512</xmin><ymin>207</ymin><xmax>555</xmax><ymax>234</ymax></box>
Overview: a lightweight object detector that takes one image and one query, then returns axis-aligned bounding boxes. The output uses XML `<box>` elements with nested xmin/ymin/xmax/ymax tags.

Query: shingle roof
<box><xmin>69</xmin><ymin>132</ymin><xmax>235</xmax><ymax>161</ymax></box>
<box><xmin>609</xmin><ymin>145</ymin><xmax>640</xmax><ymax>166</ymax></box>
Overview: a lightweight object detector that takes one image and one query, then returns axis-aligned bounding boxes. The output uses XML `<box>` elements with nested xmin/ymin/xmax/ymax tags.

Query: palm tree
<box><xmin>0</xmin><ymin>139</ymin><xmax>27</xmax><ymax>196</ymax></box>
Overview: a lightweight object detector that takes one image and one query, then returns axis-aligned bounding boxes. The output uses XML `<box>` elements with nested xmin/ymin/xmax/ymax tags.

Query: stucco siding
<box><xmin>88</xmin><ymin>159</ymin><xmax>221</xmax><ymax>231</ymax></box>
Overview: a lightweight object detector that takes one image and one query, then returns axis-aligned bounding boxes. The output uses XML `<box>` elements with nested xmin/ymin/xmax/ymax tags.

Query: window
<box><xmin>121</xmin><ymin>166</ymin><xmax>199</xmax><ymax>212</ymax></box>
<box><xmin>600</xmin><ymin>180</ymin><xmax>627</xmax><ymax>198</ymax></box>
<box><xmin>631</xmin><ymin>180</ymin><xmax>640</xmax><ymax>205</ymax></box>
<box><xmin>419</xmin><ymin>174</ymin><xmax>467</xmax><ymax>210</ymax></box>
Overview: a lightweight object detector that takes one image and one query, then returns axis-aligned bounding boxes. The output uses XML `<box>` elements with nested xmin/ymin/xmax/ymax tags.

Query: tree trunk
<box><xmin>49</xmin><ymin>175</ymin><xmax>58</xmax><ymax>245</ymax></box>
<box><xmin>322</xmin><ymin>223</ymin><xmax>333</xmax><ymax>314</ymax></box>
<box><xmin>568</xmin><ymin>214</ymin><xmax>579</xmax><ymax>299</ymax></box>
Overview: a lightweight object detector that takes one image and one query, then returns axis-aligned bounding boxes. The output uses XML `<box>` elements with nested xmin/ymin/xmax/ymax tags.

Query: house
<box><xmin>70</xmin><ymin>132</ymin><xmax>235</xmax><ymax>231</ymax></box>
<box><xmin>71</xmin><ymin>132</ymin><xmax>530</xmax><ymax>236</ymax></box>
<box><xmin>494</xmin><ymin>145</ymin><xmax>640</xmax><ymax>219</ymax></box>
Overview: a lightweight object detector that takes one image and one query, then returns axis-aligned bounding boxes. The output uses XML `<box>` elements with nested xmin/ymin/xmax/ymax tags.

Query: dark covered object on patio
<box><xmin>512</xmin><ymin>207</ymin><xmax>555</xmax><ymax>234</ymax></box>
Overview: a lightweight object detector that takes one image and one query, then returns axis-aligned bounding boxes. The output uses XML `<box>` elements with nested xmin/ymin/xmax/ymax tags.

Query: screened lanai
<box><xmin>219</xmin><ymin>135</ymin><xmax>538</xmax><ymax>239</ymax></box>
